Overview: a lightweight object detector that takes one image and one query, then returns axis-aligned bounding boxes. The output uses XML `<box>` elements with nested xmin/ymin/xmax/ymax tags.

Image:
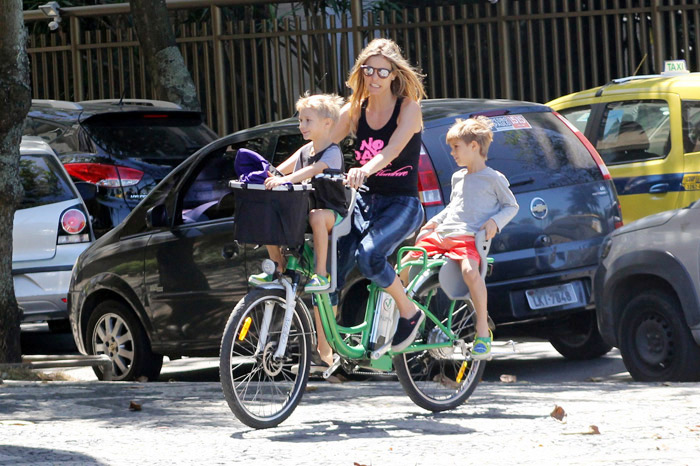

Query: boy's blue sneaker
<box><xmin>249</xmin><ymin>272</ymin><xmax>274</xmax><ymax>286</ymax></box>
<box><xmin>305</xmin><ymin>274</ymin><xmax>330</xmax><ymax>293</ymax></box>
<box><xmin>472</xmin><ymin>332</ymin><xmax>493</xmax><ymax>361</ymax></box>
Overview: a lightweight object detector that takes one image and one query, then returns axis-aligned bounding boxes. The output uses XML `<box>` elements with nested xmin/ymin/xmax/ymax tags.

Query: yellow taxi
<box><xmin>548</xmin><ymin>60</ymin><xmax>700</xmax><ymax>222</ymax></box>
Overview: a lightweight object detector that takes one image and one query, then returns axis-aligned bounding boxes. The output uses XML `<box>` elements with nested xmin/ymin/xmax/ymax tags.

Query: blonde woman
<box><xmin>331</xmin><ymin>38</ymin><xmax>427</xmax><ymax>352</ymax></box>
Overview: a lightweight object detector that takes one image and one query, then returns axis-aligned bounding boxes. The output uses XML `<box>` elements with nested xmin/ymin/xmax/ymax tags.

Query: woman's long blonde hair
<box><xmin>346</xmin><ymin>38</ymin><xmax>426</xmax><ymax>129</ymax></box>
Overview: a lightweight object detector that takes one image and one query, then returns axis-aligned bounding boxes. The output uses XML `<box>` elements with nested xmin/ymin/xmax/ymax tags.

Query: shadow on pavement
<box><xmin>0</xmin><ymin>445</ymin><xmax>107</xmax><ymax>465</ymax></box>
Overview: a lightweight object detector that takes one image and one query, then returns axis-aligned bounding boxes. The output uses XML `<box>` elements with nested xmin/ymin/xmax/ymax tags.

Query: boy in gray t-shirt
<box><xmin>408</xmin><ymin>116</ymin><xmax>518</xmax><ymax>360</ymax></box>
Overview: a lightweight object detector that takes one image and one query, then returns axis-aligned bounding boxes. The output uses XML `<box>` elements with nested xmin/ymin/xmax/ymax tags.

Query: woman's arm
<box><xmin>330</xmin><ymin>103</ymin><xmax>353</xmax><ymax>145</ymax></box>
<box><xmin>347</xmin><ymin>99</ymin><xmax>422</xmax><ymax>188</ymax></box>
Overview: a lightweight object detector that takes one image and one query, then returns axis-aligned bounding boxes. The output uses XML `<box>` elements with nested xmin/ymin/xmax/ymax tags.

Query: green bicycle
<box><xmin>219</xmin><ymin>174</ymin><xmax>491</xmax><ymax>429</ymax></box>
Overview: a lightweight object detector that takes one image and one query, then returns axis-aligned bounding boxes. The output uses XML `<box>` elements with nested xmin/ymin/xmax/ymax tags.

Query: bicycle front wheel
<box><xmin>219</xmin><ymin>288</ymin><xmax>312</xmax><ymax>429</ymax></box>
<box><xmin>394</xmin><ymin>278</ymin><xmax>486</xmax><ymax>411</ymax></box>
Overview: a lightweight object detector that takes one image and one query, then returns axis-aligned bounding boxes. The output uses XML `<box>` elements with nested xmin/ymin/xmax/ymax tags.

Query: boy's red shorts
<box><xmin>407</xmin><ymin>231</ymin><xmax>480</xmax><ymax>264</ymax></box>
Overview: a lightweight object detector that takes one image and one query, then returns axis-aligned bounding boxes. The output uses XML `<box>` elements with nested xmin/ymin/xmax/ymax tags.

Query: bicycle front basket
<box><xmin>229</xmin><ymin>181</ymin><xmax>312</xmax><ymax>247</ymax></box>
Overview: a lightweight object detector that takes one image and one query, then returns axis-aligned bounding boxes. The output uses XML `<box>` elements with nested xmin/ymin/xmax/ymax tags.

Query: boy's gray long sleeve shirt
<box><xmin>428</xmin><ymin>166</ymin><xmax>519</xmax><ymax>237</ymax></box>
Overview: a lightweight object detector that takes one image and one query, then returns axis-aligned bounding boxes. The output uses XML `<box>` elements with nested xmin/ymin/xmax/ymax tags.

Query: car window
<box><xmin>683</xmin><ymin>100</ymin><xmax>700</xmax><ymax>154</ymax></box>
<box><xmin>179</xmin><ymin>149</ymin><xmax>237</xmax><ymax>224</ymax></box>
<box><xmin>81</xmin><ymin>112</ymin><xmax>216</xmax><ymax>159</ymax></box>
<box><xmin>426</xmin><ymin>112</ymin><xmax>601</xmax><ymax>193</ymax></box>
<box><xmin>558</xmin><ymin>106</ymin><xmax>592</xmax><ymax>134</ymax></box>
<box><xmin>19</xmin><ymin>153</ymin><xmax>75</xmax><ymax>209</ymax></box>
<box><xmin>226</xmin><ymin>137</ymin><xmax>271</xmax><ymax>160</ymax></box>
<box><xmin>274</xmin><ymin>133</ymin><xmax>305</xmax><ymax>167</ymax></box>
<box><xmin>25</xmin><ymin>118</ymin><xmax>83</xmax><ymax>155</ymax></box>
<box><xmin>595</xmin><ymin>100</ymin><xmax>670</xmax><ymax>165</ymax></box>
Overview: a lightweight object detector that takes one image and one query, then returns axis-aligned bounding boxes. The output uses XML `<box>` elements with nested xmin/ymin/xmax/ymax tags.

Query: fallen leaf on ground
<box><xmin>433</xmin><ymin>373</ymin><xmax>459</xmax><ymax>389</ymax></box>
<box><xmin>129</xmin><ymin>401</ymin><xmax>142</xmax><ymax>411</ymax></box>
<box><xmin>562</xmin><ymin>425</ymin><xmax>601</xmax><ymax>435</ymax></box>
<box><xmin>136</xmin><ymin>376</ymin><xmax>149</xmax><ymax>383</ymax></box>
<box><xmin>587</xmin><ymin>376</ymin><xmax>603</xmax><ymax>382</ymax></box>
<box><xmin>550</xmin><ymin>405</ymin><xmax>566</xmax><ymax>422</ymax></box>
<box><xmin>500</xmin><ymin>374</ymin><xmax>517</xmax><ymax>383</ymax></box>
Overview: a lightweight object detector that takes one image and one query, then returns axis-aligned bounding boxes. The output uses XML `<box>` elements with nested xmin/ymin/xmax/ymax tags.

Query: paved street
<box><xmin>2</xmin><ymin>340</ymin><xmax>700</xmax><ymax>465</ymax></box>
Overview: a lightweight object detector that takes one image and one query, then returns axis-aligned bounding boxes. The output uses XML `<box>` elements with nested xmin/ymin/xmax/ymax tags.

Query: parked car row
<box><xmin>16</xmin><ymin>62</ymin><xmax>700</xmax><ymax>383</ymax></box>
<box><xmin>67</xmin><ymin>98</ymin><xmax>622</xmax><ymax>381</ymax></box>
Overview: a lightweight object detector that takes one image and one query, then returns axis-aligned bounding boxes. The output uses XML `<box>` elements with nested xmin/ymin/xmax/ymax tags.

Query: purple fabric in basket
<box><xmin>235</xmin><ymin>148</ymin><xmax>270</xmax><ymax>184</ymax></box>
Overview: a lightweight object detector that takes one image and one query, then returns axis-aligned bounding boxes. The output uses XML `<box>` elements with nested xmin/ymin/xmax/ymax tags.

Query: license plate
<box><xmin>525</xmin><ymin>283</ymin><xmax>580</xmax><ymax>310</ymax></box>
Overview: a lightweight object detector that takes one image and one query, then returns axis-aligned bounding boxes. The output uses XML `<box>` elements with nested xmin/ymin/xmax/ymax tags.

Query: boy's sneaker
<box><xmin>249</xmin><ymin>272</ymin><xmax>274</xmax><ymax>286</ymax></box>
<box><xmin>471</xmin><ymin>332</ymin><xmax>493</xmax><ymax>361</ymax></box>
<box><xmin>391</xmin><ymin>309</ymin><xmax>425</xmax><ymax>352</ymax></box>
<box><xmin>305</xmin><ymin>274</ymin><xmax>331</xmax><ymax>293</ymax></box>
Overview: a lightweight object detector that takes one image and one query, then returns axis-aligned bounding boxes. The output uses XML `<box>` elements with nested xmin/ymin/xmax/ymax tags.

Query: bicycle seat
<box><xmin>438</xmin><ymin>229</ymin><xmax>491</xmax><ymax>301</ymax></box>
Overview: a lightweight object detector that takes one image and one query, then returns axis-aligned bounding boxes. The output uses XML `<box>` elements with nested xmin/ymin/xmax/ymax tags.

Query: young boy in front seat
<box><xmin>406</xmin><ymin>116</ymin><xmax>519</xmax><ymax>360</ymax></box>
<box><xmin>249</xmin><ymin>92</ymin><xmax>347</xmax><ymax>368</ymax></box>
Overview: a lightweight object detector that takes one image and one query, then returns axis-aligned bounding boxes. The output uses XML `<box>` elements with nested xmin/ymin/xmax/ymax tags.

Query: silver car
<box><xmin>595</xmin><ymin>201</ymin><xmax>700</xmax><ymax>381</ymax></box>
<box><xmin>13</xmin><ymin>138</ymin><xmax>94</xmax><ymax>329</ymax></box>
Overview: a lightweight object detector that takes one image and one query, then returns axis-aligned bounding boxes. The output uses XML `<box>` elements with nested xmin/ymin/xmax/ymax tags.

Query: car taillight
<box><xmin>553</xmin><ymin>112</ymin><xmax>611</xmax><ymax>180</ymax></box>
<box><xmin>64</xmin><ymin>162</ymin><xmax>144</xmax><ymax>187</ymax></box>
<box><xmin>58</xmin><ymin>208</ymin><xmax>90</xmax><ymax>244</ymax></box>
<box><xmin>418</xmin><ymin>145</ymin><xmax>443</xmax><ymax>207</ymax></box>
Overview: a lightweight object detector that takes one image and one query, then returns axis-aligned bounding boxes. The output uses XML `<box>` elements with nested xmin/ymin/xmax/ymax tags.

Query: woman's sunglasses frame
<box><xmin>361</xmin><ymin>65</ymin><xmax>392</xmax><ymax>79</ymax></box>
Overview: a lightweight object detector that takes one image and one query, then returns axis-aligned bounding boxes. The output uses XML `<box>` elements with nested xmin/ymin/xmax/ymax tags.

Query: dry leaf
<box><xmin>584</xmin><ymin>425</ymin><xmax>601</xmax><ymax>435</ymax></box>
<box><xmin>136</xmin><ymin>376</ymin><xmax>149</xmax><ymax>383</ymax></box>
<box><xmin>550</xmin><ymin>405</ymin><xmax>566</xmax><ymax>422</ymax></box>
<box><xmin>500</xmin><ymin>374</ymin><xmax>517</xmax><ymax>383</ymax></box>
<box><xmin>129</xmin><ymin>401</ymin><xmax>142</xmax><ymax>411</ymax></box>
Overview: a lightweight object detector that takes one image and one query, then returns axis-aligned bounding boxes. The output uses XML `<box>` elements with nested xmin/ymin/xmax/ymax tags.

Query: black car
<box><xmin>24</xmin><ymin>99</ymin><xmax>218</xmax><ymax>237</ymax></box>
<box><xmin>69</xmin><ymin>99</ymin><xmax>622</xmax><ymax>381</ymax></box>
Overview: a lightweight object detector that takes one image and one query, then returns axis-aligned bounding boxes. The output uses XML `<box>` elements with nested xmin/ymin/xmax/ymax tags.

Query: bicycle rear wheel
<box><xmin>219</xmin><ymin>288</ymin><xmax>312</xmax><ymax>429</ymax></box>
<box><xmin>394</xmin><ymin>279</ymin><xmax>486</xmax><ymax>411</ymax></box>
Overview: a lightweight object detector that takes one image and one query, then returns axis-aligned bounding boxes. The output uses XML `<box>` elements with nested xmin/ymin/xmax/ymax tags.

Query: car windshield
<box><xmin>82</xmin><ymin>112</ymin><xmax>216</xmax><ymax>160</ymax></box>
<box><xmin>484</xmin><ymin>112</ymin><xmax>601</xmax><ymax>192</ymax></box>
<box><xmin>20</xmin><ymin>153</ymin><xmax>75</xmax><ymax>209</ymax></box>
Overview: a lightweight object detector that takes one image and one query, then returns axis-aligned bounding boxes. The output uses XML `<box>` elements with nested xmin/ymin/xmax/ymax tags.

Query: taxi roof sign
<box><xmin>661</xmin><ymin>60</ymin><xmax>690</xmax><ymax>76</ymax></box>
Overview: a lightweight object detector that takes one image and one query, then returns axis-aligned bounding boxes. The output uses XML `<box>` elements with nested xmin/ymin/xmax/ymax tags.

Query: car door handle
<box><xmin>222</xmin><ymin>242</ymin><xmax>239</xmax><ymax>259</ymax></box>
<box><xmin>649</xmin><ymin>183</ymin><xmax>669</xmax><ymax>194</ymax></box>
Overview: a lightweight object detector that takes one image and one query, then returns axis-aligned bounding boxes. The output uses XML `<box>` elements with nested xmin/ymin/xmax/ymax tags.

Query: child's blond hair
<box><xmin>446</xmin><ymin>116</ymin><xmax>495</xmax><ymax>158</ymax></box>
<box><xmin>296</xmin><ymin>92</ymin><xmax>345</xmax><ymax>123</ymax></box>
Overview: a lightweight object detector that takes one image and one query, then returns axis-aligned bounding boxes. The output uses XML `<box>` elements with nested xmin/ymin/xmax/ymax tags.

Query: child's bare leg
<box><xmin>460</xmin><ymin>258</ymin><xmax>489</xmax><ymax>338</ymax></box>
<box><xmin>265</xmin><ymin>245</ymin><xmax>286</xmax><ymax>272</ymax></box>
<box><xmin>309</xmin><ymin>209</ymin><xmax>335</xmax><ymax>277</ymax></box>
<box><xmin>313</xmin><ymin>304</ymin><xmax>336</xmax><ymax>365</ymax></box>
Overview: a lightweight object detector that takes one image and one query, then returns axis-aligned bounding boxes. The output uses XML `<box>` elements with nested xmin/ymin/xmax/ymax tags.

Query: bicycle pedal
<box><xmin>322</xmin><ymin>354</ymin><xmax>341</xmax><ymax>379</ymax></box>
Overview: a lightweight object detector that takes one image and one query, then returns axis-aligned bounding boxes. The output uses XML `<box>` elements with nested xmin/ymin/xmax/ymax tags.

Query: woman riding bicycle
<box><xmin>330</xmin><ymin>38</ymin><xmax>427</xmax><ymax>352</ymax></box>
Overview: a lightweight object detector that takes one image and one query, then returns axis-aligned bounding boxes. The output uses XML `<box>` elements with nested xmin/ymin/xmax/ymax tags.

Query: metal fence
<box><xmin>24</xmin><ymin>0</ymin><xmax>700</xmax><ymax>136</ymax></box>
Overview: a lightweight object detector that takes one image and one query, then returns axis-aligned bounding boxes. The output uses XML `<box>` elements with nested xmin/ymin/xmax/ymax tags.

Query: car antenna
<box><xmin>117</xmin><ymin>88</ymin><xmax>126</xmax><ymax>106</ymax></box>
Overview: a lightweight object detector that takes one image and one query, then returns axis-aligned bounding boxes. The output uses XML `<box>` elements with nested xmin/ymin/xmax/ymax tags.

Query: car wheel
<box><xmin>618</xmin><ymin>290</ymin><xmax>700</xmax><ymax>382</ymax></box>
<box><xmin>86</xmin><ymin>300</ymin><xmax>163</xmax><ymax>381</ymax></box>
<box><xmin>548</xmin><ymin>311</ymin><xmax>612</xmax><ymax>360</ymax></box>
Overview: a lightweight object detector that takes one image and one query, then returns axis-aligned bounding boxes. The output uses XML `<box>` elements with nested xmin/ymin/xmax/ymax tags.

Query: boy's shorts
<box><xmin>407</xmin><ymin>231</ymin><xmax>481</xmax><ymax>264</ymax></box>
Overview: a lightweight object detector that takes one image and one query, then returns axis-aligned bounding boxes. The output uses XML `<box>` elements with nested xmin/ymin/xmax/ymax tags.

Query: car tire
<box><xmin>87</xmin><ymin>300</ymin><xmax>163</xmax><ymax>382</ymax></box>
<box><xmin>618</xmin><ymin>290</ymin><xmax>700</xmax><ymax>382</ymax></box>
<box><xmin>548</xmin><ymin>311</ymin><xmax>612</xmax><ymax>360</ymax></box>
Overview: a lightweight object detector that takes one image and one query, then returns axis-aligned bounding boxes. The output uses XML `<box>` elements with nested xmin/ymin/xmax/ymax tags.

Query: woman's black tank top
<box><xmin>354</xmin><ymin>97</ymin><xmax>421</xmax><ymax>197</ymax></box>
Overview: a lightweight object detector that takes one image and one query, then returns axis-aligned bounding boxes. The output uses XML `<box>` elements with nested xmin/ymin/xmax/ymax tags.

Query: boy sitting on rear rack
<box><xmin>406</xmin><ymin>116</ymin><xmax>519</xmax><ymax>360</ymax></box>
<box><xmin>248</xmin><ymin>92</ymin><xmax>347</xmax><ymax>368</ymax></box>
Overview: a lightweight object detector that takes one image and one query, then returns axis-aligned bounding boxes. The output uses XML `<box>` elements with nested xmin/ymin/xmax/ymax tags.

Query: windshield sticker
<box><xmin>490</xmin><ymin>115</ymin><xmax>532</xmax><ymax>132</ymax></box>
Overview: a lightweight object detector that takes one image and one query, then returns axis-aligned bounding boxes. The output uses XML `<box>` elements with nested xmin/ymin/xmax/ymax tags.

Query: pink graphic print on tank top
<box><xmin>355</xmin><ymin>137</ymin><xmax>413</xmax><ymax>177</ymax></box>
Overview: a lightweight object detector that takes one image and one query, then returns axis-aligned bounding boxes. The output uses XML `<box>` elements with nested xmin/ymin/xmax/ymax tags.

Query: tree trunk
<box><xmin>0</xmin><ymin>0</ymin><xmax>32</xmax><ymax>364</ymax></box>
<box><xmin>129</xmin><ymin>0</ymin><xmax>201</xmax><ymax>111</ymax></box>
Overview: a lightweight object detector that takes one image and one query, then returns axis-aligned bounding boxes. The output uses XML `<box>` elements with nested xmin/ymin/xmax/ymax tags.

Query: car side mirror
<box><xmin>74</xmin><ymin>182</ymin><xmax>97</xmax><ymax>203</ymax></box>
<box><xmin>146</xmin><ymin>204</ymin><xmax>169</xmax><ymax>229</ymax></box>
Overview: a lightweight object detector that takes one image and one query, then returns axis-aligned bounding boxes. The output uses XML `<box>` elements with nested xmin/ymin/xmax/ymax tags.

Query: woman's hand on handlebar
<box><xmin>346</xmin><ymin>167</ymin><xmax>369</xmax><ymax>190</ymax></box>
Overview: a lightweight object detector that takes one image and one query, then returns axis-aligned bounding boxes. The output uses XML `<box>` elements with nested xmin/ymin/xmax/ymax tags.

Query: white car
<box><xmin>13</xmin><ymin>138</ymin><xmax>94</xmax><ymax>329</ymax></box>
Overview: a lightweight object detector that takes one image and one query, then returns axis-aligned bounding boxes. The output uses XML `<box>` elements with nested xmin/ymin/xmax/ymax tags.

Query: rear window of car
<box><xmin>19</xmin><ymin>153</ymin><xmax>75</xmax><ymax>209</ymax></box>
<box><xmin>427</xmin><ymin>112</ymin><xmax>601</xmax><ymax>193</ymax></box>
<box><xmin>81</xmin><ymin>111</ymin><xmax>217</xmax><ymax>159</ymax></box>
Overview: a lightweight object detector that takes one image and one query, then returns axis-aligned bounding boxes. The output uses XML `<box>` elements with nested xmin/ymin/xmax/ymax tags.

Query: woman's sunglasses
<box><xmin>361</xmin><ymin>65</ymin><xmax>392</xmax><ymax>79</ymax></box>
